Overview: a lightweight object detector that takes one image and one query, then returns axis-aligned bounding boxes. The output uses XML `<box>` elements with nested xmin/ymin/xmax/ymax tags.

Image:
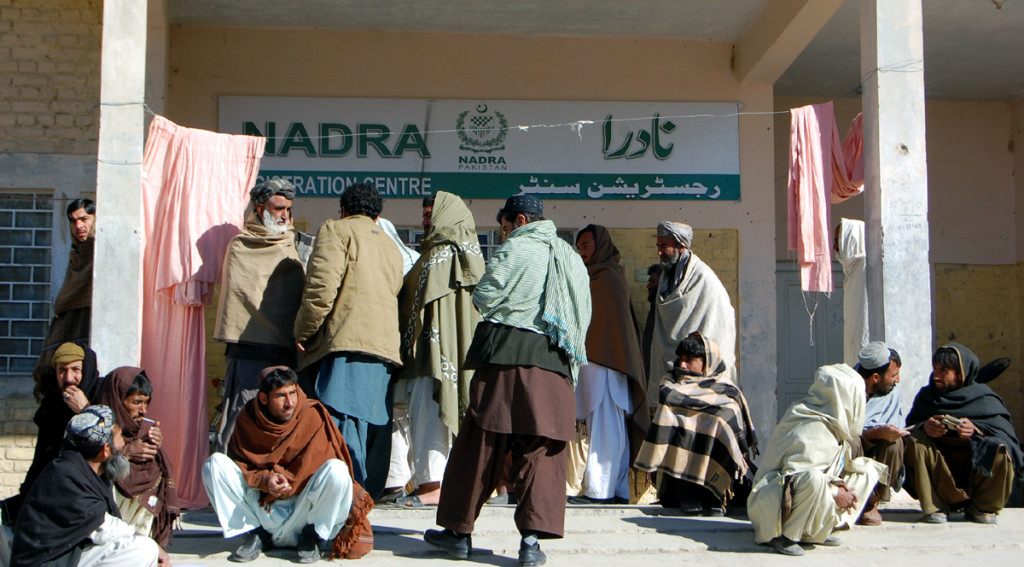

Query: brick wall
<box><xmin>0</xmin><ymin>193</ymin><xmax>52</xmax><ymax>375</ymax></box>
<box><xmin>934</xmin><ymin>263</ymin><xmax>1024</xmax><ymax>431</ymax></box>
<box><xmin>0</xmin><ymin>397</ymin><xmax>38</xmax><ymax>498</ymax></box>
<box><xmin>0</xmin><ymin>0</ymin><xmax>103</xmax><ymax>155</ymax></box>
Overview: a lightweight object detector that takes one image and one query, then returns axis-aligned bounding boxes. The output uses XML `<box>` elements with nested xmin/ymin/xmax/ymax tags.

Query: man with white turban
<box><xmin>648</xmin><ymin>221</ymin><xmax>737</xmax><ymax>407</ymax></box>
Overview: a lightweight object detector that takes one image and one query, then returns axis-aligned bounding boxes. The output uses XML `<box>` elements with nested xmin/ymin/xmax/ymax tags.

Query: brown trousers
<box><xmin>904</xmin><ymin>430</ymin><xmax>1015</xmax><ymax>515</ymax></box>
<box><xmin>856</xmin><ymin>434</ymin><xmax>905</xmax><ymax>502</ymax></box>
<box><xmin>436</xmin><ymin>411</ymin><xmax>569</xmax><ymax>538</ymax></box>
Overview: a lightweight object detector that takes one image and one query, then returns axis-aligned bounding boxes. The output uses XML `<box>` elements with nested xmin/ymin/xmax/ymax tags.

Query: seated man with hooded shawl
<box><xmin>2</xmin><ymin>342</ymin><xmax>102</xmax><ymax>526</ymax></box>
<box><xmin>395</xmin><ymin>191</ymin><xmax>485</xmax><ymax>507</ymax></box>
<box><xmin>635</xmin><ymin>332</ymin><xmax>756</xmax><ymax>516</ymax></box>
<box><xmin>904</xmin><ymin>343</ymin><xmax>1022</xmax><ymax>524</ymax></box>
<box><xmin>98</xmin><ymin>367</ymin><xmax>179</xmax><ymax>555</ymax></box>
<box><xmin>213</xmin><ymin>179</ymin><xmax>306</xmax><ymax>452</ymax></box>
<box><xmin>748</xmin><ymin>364</ymin><xmax>886</xmax><ymax>556</ymax></box>
<box><xmin>568</xmin><ymin>224</ymin><xmax>648</xmax><ymax>505</ymax></box>
<box><xmin>649</xmin><ymin>221</ymin><xmax>736</xmax><ymax>409</ymax></box>
<box><xmin>203</xmin><ymin>366</ymin><xmax>373</xmax><ymax>563</ymax></box>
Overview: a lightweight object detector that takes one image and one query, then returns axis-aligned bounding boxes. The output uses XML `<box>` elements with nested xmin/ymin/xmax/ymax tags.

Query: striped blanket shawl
<box><xmin>636</xmin><ymin>375</ymin><xmax>758</xmax><ymax>503</ymax></box>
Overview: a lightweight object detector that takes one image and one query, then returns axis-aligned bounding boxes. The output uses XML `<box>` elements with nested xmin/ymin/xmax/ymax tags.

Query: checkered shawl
<box><xmin>636</xmin><ymin>366</ymin><xmax>758</xmax><ymax>503</ymax></box>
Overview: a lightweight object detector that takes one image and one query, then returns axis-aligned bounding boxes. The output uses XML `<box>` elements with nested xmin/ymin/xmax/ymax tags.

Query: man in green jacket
<box><xmin>293</xmin><ymin>183</ymin><xmax>404</xmax><ymax>498</ymax></box>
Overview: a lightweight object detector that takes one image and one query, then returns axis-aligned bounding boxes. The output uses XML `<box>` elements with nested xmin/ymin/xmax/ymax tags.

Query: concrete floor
<box><xmin>167</xmin><ymin>498</ymin><xmax>1024</xmax><ymax>566</ymax></box>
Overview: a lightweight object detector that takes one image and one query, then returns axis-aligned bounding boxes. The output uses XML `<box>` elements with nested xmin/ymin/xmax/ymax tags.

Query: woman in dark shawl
<box><xmin>98</xmin><ymin>367</ymin><xmax>180</xmax><ymax>549</ymax></box>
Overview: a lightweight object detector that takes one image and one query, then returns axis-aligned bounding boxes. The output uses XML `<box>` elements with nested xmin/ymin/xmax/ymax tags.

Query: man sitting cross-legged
<box><xmin>203</xmin><ymin>366</ymin><xmax>373</xmax><ymax>563</ymax></box>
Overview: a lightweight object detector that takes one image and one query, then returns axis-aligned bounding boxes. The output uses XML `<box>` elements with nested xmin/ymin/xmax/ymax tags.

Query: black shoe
<box><xmin>677</xmin><ymin>499</ymin><xmax>704</xmax><ymax>516</ymax></box>
<box><xmin>297</xmin><ymin>524</ymin><xmax>320</xmax><ymax>564</ymax></box>
<box><xmin>424</xmin><ymin>528</ymin><xmax>472</xmax><ymax>560</ymax></box>
<box><xmin>567</xmin><ymin>495</ymin><xmax>615</xmax><ymax>505</ymax></box>
<box><xmin>518</xmin><ymin>539</ymin><xmax>547</xmax><ymax>567</ymax></box>
<box><xmin>228</xmin><ymin>528</ymin><xmax>270</xmax><ymax>563</ymax></box>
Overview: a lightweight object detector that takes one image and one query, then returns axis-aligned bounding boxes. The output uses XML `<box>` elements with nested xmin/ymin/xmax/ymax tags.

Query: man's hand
<box><xmin>957</xmin><ymin>417</ymin><xmax>977</xmax><ymax>439</ymax></box>
<box><xmin>295</xmin><ymin>339</ymin><xmax>306</xmax><ymax>354</ymax></box>
<box><xmin>124</xmin><ymin>438</ymin><xmax>158</xmax><ymax>463</ymax></box>
<box><xmin>145</xmin><ymin>422</ymin><xmax>163</xmax><ymax>448</ymax></box>
<box><xmin>833</xmin><ymin>485</ymin><xmax>857</xmax><ymax>512</ymax></box>
<box><xmin>266</xmin><ymin>472</ymin><xmax>292</xmax><ymax>499</ymax></box>
<box><xmin>62</xmin><ymin>385</ymin><xmax>90</xmax><ymax>413</ymax></box>
<box><xmin>158</xmin><ymin>547</ymin><xmax>172</xmax><ymax>566</ymax></box>
<box><xmin>923</xmin><ymin>415</ymin><xmax>948</xmax><ymax>438</ymax></box>
<box><xmin>864</xmin><ymin>424</ymin><xmax>910</xmax><ymax>443</ymax></box>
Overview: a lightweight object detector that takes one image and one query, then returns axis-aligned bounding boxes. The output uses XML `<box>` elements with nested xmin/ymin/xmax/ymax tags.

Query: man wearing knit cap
<box><xmin>213</xmin><ymin>178</ymin><xmax>308</xmax><ymax>452</ymax></box>
<box><xmin>425</xmin><ymin>194</ymin><xmax>591</xmax><ymax>567</ymax></box>
<box><xmin>852</xmin><ymin>341</ymin><xmax>907</xmax><ymax>525</ymax></box>
<box><xmin>11</xmin><ymin>405</ymin><xmax>161</xmax><ymax>567</ymax></box>
<box><xmin>2</xmin><ymin>342</ymin><xmax>102</xmax><ymax>526</ymax></box>
<box><xmin>648</xmin><ymin>221</ymin><xmax>736</xmax><ymax>407</ymax></box>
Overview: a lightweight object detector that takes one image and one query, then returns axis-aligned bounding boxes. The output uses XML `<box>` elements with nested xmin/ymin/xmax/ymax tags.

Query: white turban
<box><xmin>657</xmin><ymin>221</ymin><xmax>693</xmax><ymax>248</ymax></box>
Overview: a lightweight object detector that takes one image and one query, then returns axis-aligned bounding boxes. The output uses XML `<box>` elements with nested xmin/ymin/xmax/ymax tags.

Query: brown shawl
<box><xmin>97</xmin><ymin>367</ymin><xmax>179</xmax><ymax>548</ymax></box>
<box><xmin>53</xmin><ymin>236</ymin><xmax>93</xmax><ymax>315</ymax></box>
<box><xmin>214</xmin><ymin>213</ymin><xmax>305</xmax><ymax>349</ymax></box>
<box><xmin>228</xmin><ymin>388</ymin><xmax>374</xmax><ymax>557</ymax></box>
<box><xmin>578</xmin><ymin>225</ymin><xmax>649</xmax><ymax>457</ymax></box>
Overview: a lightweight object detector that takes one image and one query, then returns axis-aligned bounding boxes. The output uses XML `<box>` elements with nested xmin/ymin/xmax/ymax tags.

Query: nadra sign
<box><xmin>218</xmin><ymin>97</ymin><xmax>741</xmax><ymax>201</ymax></box>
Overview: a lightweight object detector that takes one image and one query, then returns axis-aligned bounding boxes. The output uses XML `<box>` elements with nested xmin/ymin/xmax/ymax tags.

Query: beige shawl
<box><xmin>214</xmin><ymin>213</ymin><xmax>304</xmax><ymax>349</ymax></box>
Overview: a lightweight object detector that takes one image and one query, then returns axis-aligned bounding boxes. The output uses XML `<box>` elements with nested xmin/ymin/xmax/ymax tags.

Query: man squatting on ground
<box><xmin>97</xmin><ymin>367</ymin><xmax>179</xmax><ymax>559</ymax></box>
<box><xmin>423</xmin><ymin>195</ymin><xmax>592</xmax><ymax>567</ymax></box>
<box><xmin>11</xmin><ymin>405</ymin><xmax>161</xmax><ymax>567</ymax></box>
<box><xmin>748</xmin><ymin>363</ymin><xmax>887</xmax><ymax>556</ymax></box>
<box><xmin>203</xmin><ymin>366</ymin><xmax>373</xmax><ymax>563</ymax></box>
<box><xmin>904</xmin><ymin>343</ymin><xmax>1023</xmax><ymax>524</ymax></box>
<box><xmin>851</xmin><ymin>341</ymin><xmax>907</xmax><ymax>526</ymax></box>
<box><xmin>213</xmin><ymin>179</ymin><xmax>306</xmax><ymax>452</ymax></box>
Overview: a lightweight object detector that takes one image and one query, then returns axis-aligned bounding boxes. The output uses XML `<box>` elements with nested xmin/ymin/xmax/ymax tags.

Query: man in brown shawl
<box><xmin>203</xmin><ymin>366</ymin><xmax>373</xmax><ymax>563</ymax></box>
<box><xmin>213</xmin><ymin>179</ymin><xmax>306</xmax><ymax>452</ymax></box>
<box><xmin>395</xmin><ymin>191</ymin><xmax>485</xmax><ymax>507</ymax></box>
<box><xmin>568</xmin><ymin>225</ymin><xmax>647</xmax><ymax>504</ymax></box>
<box><xmin>636</xmin><ymin>332</ymin><xmax>757</xmax><ymax>516</ymax></box>
<box><xmin>31</xmin><ymin>199</ymin><xmax>95</xmax><ymax>393</ymax></box>
<box><xmin>98</xmin><ymin>367</ymin><xmax>179</xmax><ymax>562</ymax></box>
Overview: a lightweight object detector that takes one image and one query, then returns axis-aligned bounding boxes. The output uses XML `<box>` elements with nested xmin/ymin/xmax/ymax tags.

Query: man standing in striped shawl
<box><xmin>636</xmin><ymin>332</ymin><xmax>757</xmax><ymax>516</ymax></box>
<box><xmin>424</xmin><ymin>195</ymin><xmax>591</xmax><ymax>567</ymax></box>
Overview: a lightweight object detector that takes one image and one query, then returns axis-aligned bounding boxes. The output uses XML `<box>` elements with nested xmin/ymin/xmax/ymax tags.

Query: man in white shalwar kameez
<box><xmin>203</xmin><ymin>367</ymin><xmax>366</xmax><ymax>563</ymax></box>
<box><xmin>835</xmin><ymin>218</ymin><xmax>869</xmax><ymax>366</ymax></box>
<box><xmin>748</xmin><ymin>364</ymin><xmax>886</xmax><ymax>556</ymax></box>
<box><xmin>649</xmin><ymin>221</ymin><xmax>736</xmax><ymax>407</ymax></box>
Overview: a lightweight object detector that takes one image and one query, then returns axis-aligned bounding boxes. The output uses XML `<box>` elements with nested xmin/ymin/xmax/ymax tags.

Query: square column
<box><xmin>861</xmin><ymin>0</ymin><xmax>933</xmax><ymax>412</ymax></box>
<box><xmin>93</xmin><ymin>0</ymin><xmax>148</xmax><ymax>368</ymax></box>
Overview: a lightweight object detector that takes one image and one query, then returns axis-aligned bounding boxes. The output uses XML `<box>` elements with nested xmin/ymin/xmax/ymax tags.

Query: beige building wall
<box><xmin>774</xmin><ymin>96</ymin><xmax>1024</xmax><ymax>428</ymax></box>
<box><xmin>167</xmin><ymin>26</ymin><xmax>780</xmax><ymax>433</ymax></box>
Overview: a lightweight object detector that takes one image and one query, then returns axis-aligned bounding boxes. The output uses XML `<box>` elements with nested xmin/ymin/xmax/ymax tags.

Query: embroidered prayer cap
<box><xmin>64</xmin><ymin>404</ymin><xmax>115</xmax><ymax>455</ymax></box>
<box><xmin>858</xmin><ymin>341</ymin><xmax>891</xmax><ymax>371</ymax></box>
<box><xmin>500</xmin><ymin>194</ymin><xmax>544</xmax><ymax>217</ymax></box>
<box><xmin>657</xmin><ymin>221</ymin><xmax>693</xmax><ymax>248</ymax></box>
<box><xmin>52</xmin><ymin>342</ymin><xmax>85</xmax><ymax>367</ymax></box>
<box><xmin>250</xmin><ymin>178</ymin><xmax>296</xmax><ymax>205</ymax></box>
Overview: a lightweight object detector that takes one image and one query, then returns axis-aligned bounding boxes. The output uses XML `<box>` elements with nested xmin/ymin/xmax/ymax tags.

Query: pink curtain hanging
<box><xmin>140</xmin><ymin>115</ymin><xmax>264</xmax><ymax>509</ymax></box>
<box><xmin>787</xmin><ymin>103</ymin><xmax>864</xmax><ymax>293</ymax></box>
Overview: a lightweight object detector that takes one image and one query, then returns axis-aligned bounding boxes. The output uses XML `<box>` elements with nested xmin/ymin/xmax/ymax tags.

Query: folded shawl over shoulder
<box><xmin>635</xmin><ymin>333</ymin><xmax>756</xmax><ymax>503</ymax></box>
<box><xmin>227</xmin><ymin>388</ymin><xmax>374</xmax><ymax>557</ymax></box>
<box><xmin>98</xmin><ymin>366</ymin><xmax>179</xmax><ymax>548</ymax></box>
<box><xmin>398</xmin><ymin>191</ymin><xmax>485</xmax><ymax>432</ymax></box>
<box><xmin>214</xmin><ymin>213</ymin><xmax>305</xmax><ymax>349</ymax></box>
<box><xmin>472</xmin><ymin>219</ymin><xmax>592</xmax><ymax>385</ymax></box>
<box><xmin>906</xmin><ymin>343</ymin><xmax>1024</xmax><ymax>475</ymax></box>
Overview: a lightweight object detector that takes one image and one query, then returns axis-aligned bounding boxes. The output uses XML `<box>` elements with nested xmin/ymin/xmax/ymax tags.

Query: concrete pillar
<box><xmin>860</xmin><ymin>0</ymin><xmax>932</xmax><ymax>414</ymax></box>
<box><xmin>92</xmin><ymin>0</ymin><xmax>148</xmax><ymax>369</ymax></box>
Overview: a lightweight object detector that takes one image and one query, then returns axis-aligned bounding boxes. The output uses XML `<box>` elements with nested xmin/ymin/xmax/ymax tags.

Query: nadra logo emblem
<box><xmin>456</xmin><ymin>104</ymin><xmax>508</xmax><ymax>153</ymax></box>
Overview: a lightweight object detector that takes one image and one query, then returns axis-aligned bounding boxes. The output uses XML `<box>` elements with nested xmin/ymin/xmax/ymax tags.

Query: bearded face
<box><xmin>103</xmin><ymin>448</ymin><xmax>131</xmax><ymax>482</ymax></box>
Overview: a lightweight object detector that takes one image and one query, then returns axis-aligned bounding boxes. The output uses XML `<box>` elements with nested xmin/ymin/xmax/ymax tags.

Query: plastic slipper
<box><xmin>397</xmin><ymin>495</ymin><xmax>436</xmax><ymax>508</ymax></box>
